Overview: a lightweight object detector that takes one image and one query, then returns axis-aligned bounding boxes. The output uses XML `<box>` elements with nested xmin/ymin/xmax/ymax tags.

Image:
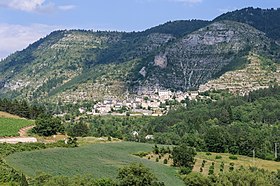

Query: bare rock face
<box><xmin>154</xmin><ymin>53</ymin><xmax>168</xmax><ymax>69</ymax></box>
<box><xmin>184</xmin><ymin>22</ymin><xmax>235</xmax><ymax>46</ymax></box>
<box><xmin>139</xmin><ymin>67</ymin><xmax>147</xmax><ymax>77</ymax></box>
<box><xmin>137</xmin><ymin>20</ymin><xmax>274</xmax><ymax>91</ymax></box>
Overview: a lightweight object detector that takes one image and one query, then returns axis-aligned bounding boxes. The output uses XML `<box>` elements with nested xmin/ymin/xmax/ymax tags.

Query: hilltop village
<box><xmin>77</xmin><ymin>89</ymin><xmax>203</xmax><ymax>116</ymax></box>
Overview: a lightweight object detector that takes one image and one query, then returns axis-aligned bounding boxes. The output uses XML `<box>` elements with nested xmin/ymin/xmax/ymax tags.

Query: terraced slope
<box><xmin>199</xmin><ymin>54</ymin><xmax>280</xmax><ymax>95</ymax></box>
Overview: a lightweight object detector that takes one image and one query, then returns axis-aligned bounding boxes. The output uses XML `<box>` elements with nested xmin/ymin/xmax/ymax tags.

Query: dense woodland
<box><xmin>0</xmin><ymin>99</ymin><xmax>45</xmax><ymax>119</ymax></box>
<box><xmin>145</xmin><ymin>86</ymin><xmax>280</xmax><ymax>160</ymax></box>
<box><xmin>215</xmin><ymin>7</ymin><xmax>280</xmax><ymax>40</ymax></box>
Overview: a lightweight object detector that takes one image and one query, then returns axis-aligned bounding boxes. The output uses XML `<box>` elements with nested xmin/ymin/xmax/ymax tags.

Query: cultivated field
<box><xmin>143</xmin><ymin>150</ymin><xmax>280</xmax><ymax>178</ymax></box>
<box><xmin>0</xmin><ymin>118</ymin><xmax>34</xmax><ymax>137</ymax></box>
<box><xmin>5</xmin><ymin>142</ymin><xmax>184</xmax><ymax>186</ymax></box>
<box><xmin>145</xmin><ymin>151</ymin><xmax>280</xmax><ymax>176</ymax></box>
<box><xmin>193</xmin><ymin>152</ymin><xmax>280</xmax><ymax>174</ymax></box>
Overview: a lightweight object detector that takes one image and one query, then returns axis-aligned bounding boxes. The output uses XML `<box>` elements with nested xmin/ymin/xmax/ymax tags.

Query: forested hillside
<box><xmin>144</xmin><ymin>86</ymin><xmax>280</xmax><ymax>160</ymax></box>
<box><xmin>0</xmin><ymin>99</ymin><xmax>44</xmax><ymax>119</ymax></box>
<box><xmin>215</xmin><ymin>7</ymin><xmax>280</xmax><ymax>40</ymax></box>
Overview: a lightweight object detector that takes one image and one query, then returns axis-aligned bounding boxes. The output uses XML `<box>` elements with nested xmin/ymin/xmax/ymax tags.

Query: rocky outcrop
<box><xmin>154</xmin><ymin>53</ymin><xmax>168</xmax><ymax>69</ymax></box>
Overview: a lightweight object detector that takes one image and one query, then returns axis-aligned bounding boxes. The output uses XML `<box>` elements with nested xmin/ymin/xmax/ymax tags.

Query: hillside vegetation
<box><xmin>0</xmin><ymin>8</ymin><xmax>280</xmax><ymax>102</ymax></box>
<box><xmin>126</xmin><ymin>86</ymin><xmax>280</xmax><ymax>160</ymax></box>
<box><xmin>215</xmin><ymin>7</ymin><xmax>280</xmax><ymax>40</ymax></box>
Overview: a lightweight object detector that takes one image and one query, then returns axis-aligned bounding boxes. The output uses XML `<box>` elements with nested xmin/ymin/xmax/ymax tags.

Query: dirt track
<box><xmin>18</xmin><ymin>125</ymin><xmax>35</xmax><ymax>137</ymax></box>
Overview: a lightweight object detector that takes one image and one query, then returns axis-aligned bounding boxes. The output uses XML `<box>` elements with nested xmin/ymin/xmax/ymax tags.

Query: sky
<box><xmin>0</xmin><ymin>0</ymin><xmax>279</xmax><ymax>59</ymax></box>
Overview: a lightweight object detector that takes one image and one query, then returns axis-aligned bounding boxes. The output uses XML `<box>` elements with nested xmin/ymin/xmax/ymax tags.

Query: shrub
<box><xmin>220</xmin><ymin>162</ymin><xmax>224</xmax><ymax>170</ymax></box>
<box><xmin>153</xmin><ymin>145</ymin><xmax>159</xmax><ymax>154</ymax></box>
<box><xmin>206</xmin><ymin>152</ymin><xmax>212</xmax><ymax>156</ymax></box>
<box><xmin>229</xmin><ymin>155</ymin><xmax>238</xmax><ymax>160</ymax></box>
<box><xmin>163</xmin><ymin>159</ymin><xmax>168</xmax><ymax>164</ymax></box>
<box><xmin>200</xmin><ymin>167</ymin><xmax>203</xmax><ymax>172</ymax></box>
<box><xmin>215</xmin><ymin>155</ymin><xmax>222</xmax><ymax>159</ymax></box>
<box><xmin>208</xmin><ymin>168</ymin><xmax>214</xmax><ymax>175</ymax></box>
<box><xmin>208</xmin><ymin>164</ymin><xmax>215</xmax><ymax>175</ymax></box>
<box><xmin>179</xmin><ymin>167</ymin><xmax>192</xmax><ymax>175</ymax></box>
<box><xmin>229</xmin><ymin>162</ymin><xmax>235</xmax><ymax>172</ymax></box>
<box><xmin>160</xmin><ymin>147</ymin><xmax>166</xmax><ymax>154</ymax></box>
<box><xmin>239</xmin><ymin>165</ymin><xmax>245</xmax><ymax>170</ymax></box>
<box><xmin>201</xmin><ymin>160</ymin><xmax>207</xmax><ymax>167</ymax></box>
<box><xmin>156</xmin><ymin>158</ymin><xmax>159</xmax><ymax>162</ymax></box>
<box><xmin>133</xmin><ymin>152</ymin><xmax>149</xmax><ymax>158</ymax></box>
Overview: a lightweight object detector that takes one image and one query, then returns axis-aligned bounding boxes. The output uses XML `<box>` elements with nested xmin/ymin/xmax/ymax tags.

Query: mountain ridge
<box><xmin>0</xmin><ymin>7</ymin><xmax>280</xmax><ymax>102</ymax></box>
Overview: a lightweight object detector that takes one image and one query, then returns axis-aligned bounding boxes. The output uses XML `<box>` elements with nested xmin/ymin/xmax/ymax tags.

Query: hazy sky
<box><xmin>0</xmin><ymin>0</ymin><xmax>279</xmax><ymax>59</ymax></box>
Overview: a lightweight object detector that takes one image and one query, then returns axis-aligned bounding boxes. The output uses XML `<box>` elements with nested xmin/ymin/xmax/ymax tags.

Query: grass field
<box><xmin>0</xmin><ymin>118</ymin><xmax>34</xmax><ymax>137</ymax></box>
<box><xmin>5</xmin><ymin>142</ymin><xmax>184</xmax><ymax>186</ymax></box>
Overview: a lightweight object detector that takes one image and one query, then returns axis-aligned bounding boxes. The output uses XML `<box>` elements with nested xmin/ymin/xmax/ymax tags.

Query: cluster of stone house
<box><xmin>78</xmin><ymin>89</ymin><xmax>201</xmax><ymax>116</ymax></box>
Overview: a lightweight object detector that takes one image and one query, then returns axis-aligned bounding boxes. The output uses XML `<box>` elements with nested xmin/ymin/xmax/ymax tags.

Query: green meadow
<box><xmin>0</xmin><ymin>118</ymin><xmax>34</xmax><ymax>137</ymax></box>
<box><xmin>5</xmin><ymin>142</ymin><xmax>184</xmax><ymax>186</ymax></box>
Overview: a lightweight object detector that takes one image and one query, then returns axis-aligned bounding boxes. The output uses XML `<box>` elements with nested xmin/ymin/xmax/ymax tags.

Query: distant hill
<box><xmin>215</xmin><ymin>7</ymin><xmax>280</xmax><ymax>41</ymax></box>
<box><xmin>143</xmin><ymin>20</ymin><xmax>209</xmax><ymax>37</ymax></box>
<box><xmin>0</xmin><ymin>7</ymin><xmax>280</xmax><ymax>103</ymax></box>
<box><xmin>131</xmin><ymin>20</ymin><xmax>279</xmax><ymax>91</ymax></box>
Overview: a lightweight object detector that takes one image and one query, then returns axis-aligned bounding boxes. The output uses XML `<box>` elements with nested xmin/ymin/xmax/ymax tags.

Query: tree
<box><xmin>216</xmin><ymin>169</ymin><xmax>273</xmax><ymax>186</ymax></box>
<box><xmin>67</xmin><ymin>122</ymin><xmax>89</xmax><ymax>137</ymax></box>
<box><xmin>183</xmin><ymin>172</ymin><xmax>211</xmax><ymax>186</ymax></box>
<box><xmin>32</xmin><ymin>115</ymin><xmax>64</xmax><ymax>136</ymax></box>
<box><xmin>117</xmin><ymin>163</ymin><xmax>163</xmax><ymax>186</ymax></box>
<box><xmin>172</xmin><ymin>144</ymin><xmax>196</xmax><ymax>169</ymax></box>
<box><xmin>204</xmin><ymin>126</ymin><xmax>229</xmax><ymax>153</ymax></box>
<box><xmin>65</xmin><ymin>137</ymin><xmax>78</xmax><ymax>147</ymax></box>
